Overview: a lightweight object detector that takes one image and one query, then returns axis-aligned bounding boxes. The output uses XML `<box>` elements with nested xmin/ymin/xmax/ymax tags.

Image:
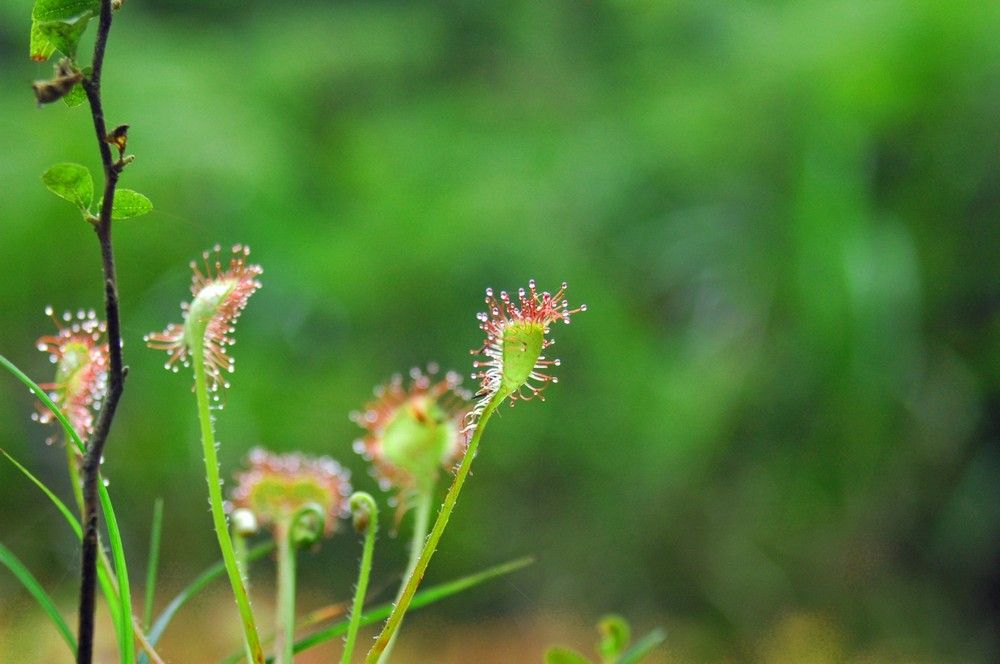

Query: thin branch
<box><xmin>77</xmin><ymin>0</ymin><xmax>129</xmax><ymax>662</ymax></box>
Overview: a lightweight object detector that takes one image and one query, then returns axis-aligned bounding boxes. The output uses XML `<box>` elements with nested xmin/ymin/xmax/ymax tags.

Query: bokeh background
<box><xmin>1</xmin><ymin>1</ymin><xmax>998</xmax><ymax>662</ymax></box>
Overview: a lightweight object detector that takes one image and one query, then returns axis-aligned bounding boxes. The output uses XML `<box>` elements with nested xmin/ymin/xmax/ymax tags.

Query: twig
<box><xmin>77</xmin><ymin>1</ymin><xmax>129</xmax><ymax>661</ymax></box>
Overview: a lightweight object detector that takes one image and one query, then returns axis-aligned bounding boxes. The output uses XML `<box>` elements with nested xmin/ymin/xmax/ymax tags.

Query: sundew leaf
<box><xmin>0</xmin><ymin>542</ymin><xmax>76</xmax><ymax>653</ymax></box>
<box><xmin>36</xmin><ymin>11</ymin><xmax>92</xmax><ymax>59</ymax></box>
<box><xmin>32</xmin><ymin>0</ymin><xmax>99</xmax><ymax>22</ymax></box>
<box><xmin>597</xmin><ymin>614</ymin><xmax>631</xmax><ymax>662</ymax></box>
<box><xmin>42</xmin><ymin>162</ymin><xmax>93</xmax><ymax>211</ymax></box>
<box><xmin>545</xmin><ymin>648</ymin><xmax>593</xmax><ymax>664</ymax></box>
<box><xmin>111</xmin><ymin>189</ymin><xmax>153</xmax><ymax>219</ymax></box>
<box><xmin>617</xmin><ymin>628</ymin><xmax>666</xmax><ymax>664</ymax></box>
<box><xmin>30</xmin><ymin>20</ymin><xmax>56</xmax><ymax>61</ymax></box>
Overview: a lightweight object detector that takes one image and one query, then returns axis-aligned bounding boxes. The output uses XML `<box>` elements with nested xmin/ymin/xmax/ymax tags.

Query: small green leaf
<box><xmin>545</xmin><ymin>647</ymin><xmax>593</xmax><ymax>664</ymax></box>
<box><xmin>30</xmin><ymin>20</ymin><xmax>56</xmax><ymax>61</ymax></box>
<box><xmin>36</xmin><ymin>12</ymin><xmax>92</xmax><ymax>59</ymax></box>
<box><xmin>42</xmin><ymin>162</ymin><xmax>92</xmax><ymax>210</ymax></box>
<box><xmin>111</xmin><ymin>189</ymin><xmax>153</xmax><ymax>219</ymax></box>
<box><xmin>32</xmin><ymin>0</ymin><xmax>99</xmax><ymax>22</ymax></box>
<box><xmin>63</xmin><ymin>65</ymin><xmax>91</xmax><ymax>107</ymax></box>
<box><xmin>598</xmin><ymin>614</ymin><xmax>631</xmax><ymax>662</ymax></box>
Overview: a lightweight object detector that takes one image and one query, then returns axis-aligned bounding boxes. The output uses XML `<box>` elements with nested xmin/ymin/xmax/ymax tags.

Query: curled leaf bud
<box><xmin>32</xmin><ymin>58</ymin><xmax>82</xmax><ymax>106</ymax></box>
<box><xmin>349</xmin><ymin>492</ymin><xmax>378</xmax><ymax>534</ymax></box>
<box><xmin>289</xmin><ymin>504</ymin><xmax>325</xmax><ymax>548</ymax></box>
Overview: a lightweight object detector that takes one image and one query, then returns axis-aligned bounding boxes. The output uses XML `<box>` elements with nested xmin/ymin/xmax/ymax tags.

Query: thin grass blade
<box><xmin>0</xmin><ymin>541</ymin><xmax>77</xmax><ymax>653</ymax></box>
<box><xmin>283</xmin><ymin>556</ymin><xmax>533</xmax><ymax>660</ymax></box>
<box><xmin>617</xmin><ymin>628</ymin><xmax>666</xmax><ymax>664</ymax></box>
<box><xmin>144</xmin><ymin>498</ymin><xmax>164</xmax><ymax>630</ymax></box>
<box><xmin>139</xmin><ymin>541</ymin><xmax>275</xmax><ymax>664</ymax></box>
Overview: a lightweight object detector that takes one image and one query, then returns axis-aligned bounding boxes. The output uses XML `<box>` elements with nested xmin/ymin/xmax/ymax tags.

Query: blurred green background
<box><xmin>1</xmin><ymin>0</ymin><xmax>999</xmax><ymax>661</ymax></box>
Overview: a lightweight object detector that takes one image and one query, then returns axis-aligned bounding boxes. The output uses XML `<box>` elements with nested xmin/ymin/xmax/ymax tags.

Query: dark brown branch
<box><xmin>77</xmin><ymin>1</ymin><xmax>127</xmax><ymax>662</ymax></box>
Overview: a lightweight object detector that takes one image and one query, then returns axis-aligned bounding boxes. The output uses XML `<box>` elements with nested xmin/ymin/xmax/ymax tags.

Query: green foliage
<box><xmin>547</xmin><ymin>616</ymin><xmax>662</xmax><ymax>664</ymax></box>
<box><xmin>35</xmin><ymin>11</ymin><xmax>92</xmax><ymax>59</ymax></box>
<box><xmin>29</xmin><ymin>20</ymin><xmax>56</xmax><ymax>61</ymax></box>
<box><xmin>30</xmin><ymin>0</ymin><xmax>99</xmax><ymax>60</ymax></box>
<box><xmin>62</xmin><ymin>65</ymin><xmax>91</xmax><ymax>107</ymax></box>
<box><xmin>545</xmin><ymin>648</ymin><xmax>592</xmax><ymax>664</ymax></box>
<box><xmin>41</xmin><ymin>162</ymin><xmax>92</xmax><ymax>211</ymax></box>
<box><xmin>111</xmin><ymin>188</ymin><xmax>153</xmax><ymax>219</ymax></box>
<box><xmin>597</xmin><ymin>615</ymin><xmax>631</xmax><ymax>662</ymax></box>
<box><xmin>0</xmin><ymin>542</ymin><xmax>76</xmax><ymax>653</ymax></box>
<box><xmin>32</xmin><ymin>0</ymin><xmax>99</xmax><ymax>22</ymax></box>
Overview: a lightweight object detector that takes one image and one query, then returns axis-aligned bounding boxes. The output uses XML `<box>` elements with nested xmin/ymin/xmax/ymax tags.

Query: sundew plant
<box><xmin>0</xmin><ymin>2</ymin><xmax>666</xmax><ymax>663</ymax></box>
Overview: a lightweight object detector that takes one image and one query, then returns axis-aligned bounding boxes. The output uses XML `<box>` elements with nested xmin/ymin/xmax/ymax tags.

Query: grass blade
<box><xmin>1</xmin><ymin>449</ymin><xmax>82</xmax><ymax>538</ymax></box>
<box><xmin>617</xmin><ymin>628</ymin><xmax>666</xmax><ymax>664</ymax></box>
<box><xmin>0</xmin><ymin>353</ymin><xmax>132</xmax><ymax>660</ymax></box>
<box><xmin>100</xmin><ymin>481</ymin><xmax>135</xmax><ymax>663</ymax></box>
<box><xmin>0</xmin><ymin>541</ymin><xmax>77</xmax><ymax>653</ymax></box>
<box><xmin>144</xmin><ymin>498</ymin><xmax>164</xmax><ymax>630</ymax></box>
<box><xmin>280</xmin><ymin>556</ymin><xmax>533</xmax><ymax>661</ymax></box>
<box><xmin>139</xmin><ymin>541</ymin><xmax>275</xmax><ymax>664</ymax></box>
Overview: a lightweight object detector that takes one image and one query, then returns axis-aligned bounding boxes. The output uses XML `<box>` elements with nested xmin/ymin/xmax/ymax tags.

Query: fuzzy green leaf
<box><xmin>63</xmin><ymin>65</ymin><xmax>91</xmax><ymax>107</ymax></box>
<box><xmin>0</xmin><ymin>542</ymin><xmax>76</xmax><ymax>653</ymax></box>
<box><xmin>598</xmin><ymin>614</ymin><xmax>631</xmax><ymax>662</ymax></box>
<box><xmin>29</xmin><ymin>20</ymin><xmax>56</xmax><ymax>61</ymax></box>
<box><xmin>36</xmin><ymin>12</ymin><xmax>92</xmax><ymax>59</ymax></box>
<box><xmin>112</xmin><ymin>189</ymin><xmax>153</xmax><ymax>219</ymax></box>
<box><xmin>42</xmin><ymin>162</ymin><xmax>92</xmax><ymax>210</ymax></box>
<box><xmin>545</xmin><ymin>648</ymin><xmax>593</xmax><ymax>664</ymax></box>
<box><xmin>32</xmin><ymin>0</ymin><xmax>99</xmax><ymax>22</ymax></box>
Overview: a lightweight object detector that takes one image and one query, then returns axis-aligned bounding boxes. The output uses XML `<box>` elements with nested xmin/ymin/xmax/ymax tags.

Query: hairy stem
<box><xmin>365</xmin><ymin>395</ymin><xmax>502</xmax><ymax>663</ymax></box>
<box><xmin>192</xmin><ymin>347</ymin><xmax>264</xmax><ymax>663</ymax></box>
<box><xmin>376</xmin><ymin>491</ymin><xmax>432</xmax><ymax>664</ymax></box>
<box><xmin>275</xmin><ymin>519</ymin><xmax>297</xmax><ymax>664</ymax></box>
<box><xmin>77</xmin><ymin>1</ymin><xmax>128</xmax><ymax>661</ymax></box>
<box><xmin>343</xmin><ymin>493</ymin><xmax>379</xmax><ymax>664</ymax></box>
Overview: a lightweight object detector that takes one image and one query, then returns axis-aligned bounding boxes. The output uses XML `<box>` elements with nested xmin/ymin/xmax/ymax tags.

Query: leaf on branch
<box><xmin>35</xmin><ymin>11</ymin><xmax>93</xmax><ymax>59</ymax></box>
<box><xmin>29</xmin><ymin>20</ymin><xmax>56</xmax><ymax>61</ymax></box>
<box><xmin>111</xmin><ymin>189</ymin><xmax>153</xmax><ymax>219</ymax></box>
<box><xmin>32</xmin><ymin>0</ymin><xmax>99</xmax><ymax>22</ymax></box>
<box><xmin>42</xmin><ymin>162</ymin><xmax>93</xmax><ymax>210</ymax></box>
<box><xmin>63</xmin><ymin>65</ymin><xmax>92</xmax><ymax>107</ymax></box>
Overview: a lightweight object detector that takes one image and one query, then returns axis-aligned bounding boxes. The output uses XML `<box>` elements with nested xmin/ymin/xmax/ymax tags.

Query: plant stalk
<box><xmin>376</xmin><ymin>491</ymin><xmax>432</xmax><ymax>664</ymax></box>
<box><xmin>364</xmin><ymin>394</ymin><xmax>502</xmax><ymax>663</ymax></box>
<box><xmin>275</xmin><ymin>519</ymin><xmax>297</xmax><ymax>664</ymax></box>
<box><xmin>192</xmin><ymin>347</ymin><xmax>264</xmax><ymax>663</ymax></box>
<box><xmin>342</xmin><ymin>493</ymin><xmax>379</xmax><ymax>664</ymax></box>
<box><xmin>77</xmin><ymin>0</ymin><xmax>129</xmax><ymax>660</ymax></box>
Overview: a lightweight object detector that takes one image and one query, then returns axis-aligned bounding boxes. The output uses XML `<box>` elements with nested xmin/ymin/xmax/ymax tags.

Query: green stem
<box><xmin>275</xmin><ymin>519</ymin><xmax>297</xmax><ymax>664</ymax></box>
<box><xmin>376</xmin><ymin>491</ymin><xmax>432</xmax><ymax>664</ymax></box>
<box><xmin>342</xmin><ymin>493</ymin><xmax>379</xmax><ymax>664</ymax></box>
<box><xmin>364</xmin><ymin>394</ymin><xmax>502</xmax><ymax>663</ymax></box>
<box><xmin>192</xmin><ymin>347</ymin><xmax>264</xmax><ymax>663</ymax></box>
